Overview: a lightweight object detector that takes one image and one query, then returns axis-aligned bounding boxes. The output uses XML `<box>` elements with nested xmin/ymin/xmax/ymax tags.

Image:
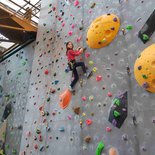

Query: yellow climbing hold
<box><xmin>93</xmin><ymin>67</ymin><xmax>98</xmax><ymax>72</ymax></box>
<box><xmin>86</xmin><ymin>13</ymin><xmax>120</xmax><ymax>49</ymax></box>
<box><xmin>82</xmin><ymin>113</ymin><xmax>86</xmax><ymax>116</ymax></box>
<box><xmin>89</xmin><ymin>60</ymin><xmax>94</xmax><ymax>65</ymax></box>
<box><xmin>134</xmin><ymin>44</ymin><xmax>155</xmax><ymax>93</ymax></box>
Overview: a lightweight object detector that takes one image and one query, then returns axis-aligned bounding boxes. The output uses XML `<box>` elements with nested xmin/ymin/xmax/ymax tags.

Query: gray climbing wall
<box><xmin>19</xmin><ymin>0</ymin><xmax>155</xmax><ymax>155</ymax></box>
<box><xmin>0</xmin><ymin>42</ymin><xmax>35</xmax><ymax>154</ymax></box>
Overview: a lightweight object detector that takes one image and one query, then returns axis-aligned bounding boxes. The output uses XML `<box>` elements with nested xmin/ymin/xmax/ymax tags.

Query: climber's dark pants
<box><xmin>70</xmin><ymin>62</ymin><xmax>86</xmax><ymax>88</ymax></box>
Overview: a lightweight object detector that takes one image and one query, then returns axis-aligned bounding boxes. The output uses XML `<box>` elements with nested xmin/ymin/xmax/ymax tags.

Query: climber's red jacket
<box><xmin>66</xmin><ymin>50</ymin><xmax>82</xmax><ymax>61</ymax></box>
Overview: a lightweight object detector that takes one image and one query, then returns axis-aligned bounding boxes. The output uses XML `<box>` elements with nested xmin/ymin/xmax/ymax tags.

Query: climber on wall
<box><xmin>66</xmin><ymin>41</ymin><xmax>88</xmax><ymax>91</ymax></box>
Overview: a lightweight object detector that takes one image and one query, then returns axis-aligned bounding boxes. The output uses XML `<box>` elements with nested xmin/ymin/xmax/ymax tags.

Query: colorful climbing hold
<box><xmin>85</xmin><ymin>119</ymin><xmax>92</xmax><ymax>126</ymax></box>
<box><xmin>109</xmin><ymin>147</ymin><xmax>119</xmax><ymax>155</ymax></box>
<box><xmin>59</xmin><ymin>127</ymin><xmax>65</xmax><ymax>132</ymax></box>
<box><xmin>59</xmin><ymin>89</ymin><xmax>72</xmax><ymax>109</ymax></box>
<box><xmin>113</xmin><ymin>110</ymin><xmax>121</xmax><ymax>118</ymax></box>
<box><xmin>89</xmin><ymin>95</ymin><xmax>94</xmax><ymax>101</ymax></box>
<box><xmin>112</xmin><ymin>98</ymin><xmax>120</xmax><ymax>106</ymax></box>
<box><xmin>93</xmin><ymin>67</ymin><xmax>98</xmax><ymax>72</ymax></box>
<box><xmin>44</xmin><ymin>70</ymin><xmax>49</xmax><ymax>75</ymax></box>
<box><xmin>95</xmin><ymin>141</ymin><xmax>105</xmax><ymax>155</ymax></box>
<box><xmin>126</xmin><ymin>25</ymin><xmax>133</xmax><ymax>30</ymax></box>
<box><xmin>106</xmin><ymin>127</ymin><xmax>112</xmax><ymax>132</ymax></box>
<box><xmin>107</xmin><ymin>92</ymin><xmax>112</xmax><ymax>97</ymax></box>
<box><xmin>84</xmin><ymin>136</ymin><xmax>92</xmax><ymax>143</ymax></box>
<box><xmin>68</xmin><ymin>31</ymin><xmax>73</xmax><ymax>36</ymax></box>
<box><xmin>142</xmin><ymin>34</ymin><xmax>149</xmax><ymax>41</ymax></box>
<box><xmin>89</xmin><ymin>60</ymin><xmax>94</xmax><ymax>65</ymax></box>
<box><xmin>74</xmin><ymin>0</ymin><xmax>79</xmax><ymax>6</ymax></box>
<box><xmin>82</xmin><ymin>96</ymin><xmax>87</xmax><ymax>101</ymax></box>
<box><xmin>96</xmin><ymin>75</ymin><xmax>102</xmax><ymax>81</ymax></box>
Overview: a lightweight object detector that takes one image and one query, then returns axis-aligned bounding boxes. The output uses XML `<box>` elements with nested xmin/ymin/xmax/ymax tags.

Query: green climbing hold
<box><xmin>113</xmin><ymin>110</ymin><xmax>120</xmax><ymax>118</ymax></box>
<box><xmin>112</xmin><ymin>98</ymin><xmax>120</xmax><ymax>106</ymax></box>
<box><xmin>22</xmin><ymin>61</ymin><xmax>26</xmax><ymax>66</ymax></box>
<box><xmin>12</xmin><ymin>149</ymin><xmax>17</xmax><ymax>154</ymax></box>
<box><xmin>142</xmin><ymin>74</ymin><xmax>148</xmax><ymax>79</ymax></box>
<box><xmin>5</xmin><ymin>95</ymin><xmax>10</xmax><ymax>102</ymax></box>
<box><xmin>95</xmin><ymin>141</ymin><xmax>105</xmax><ymax>155</ymax></box>
<box><xmin>47</xmin><ymin>97</ymin><xmax>50</xmax><ymax>102</ymax></box>
<box><xmin>18</xmin><ymin>72</ymin><xmax>21</xmax><ymax>75</ymax></box>
<box><xmin>5</xmin><ymin>144</ymin><xmax>9</xmax><ymax>150</ymax></box>
<box><xmin>36</xmin><ymin>129</ymin><xmax>41</xmax><ymax>134</ymax></box>
<box><xmin>126</xmin><ymin>25</ymin><xmax>133</xmax><ymax>30</ymax></box>
<box><xmin>2</xmin><ymin>132</ymin><xmax>5</xmax><ymax>138</ymax></box>
<box><xmin>142</xmin><ymin>34</ymin><xmax>149</xmax><ymax>41</ymax></box>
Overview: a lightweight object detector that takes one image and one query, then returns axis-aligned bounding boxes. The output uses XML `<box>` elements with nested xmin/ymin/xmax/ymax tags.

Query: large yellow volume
<box><xmin>134</xmin><ymin>44</ymin><xmax>155</xmax><ymax>93</ymax></box>
<box><xmin>86</xmin><ymin>13</ymin><xmax>120</xmax><ymax>49</ymax></box>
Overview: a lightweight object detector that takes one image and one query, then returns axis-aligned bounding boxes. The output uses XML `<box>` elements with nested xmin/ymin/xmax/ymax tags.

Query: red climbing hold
<box><xmin>108</xmin><ymin>92</ymin><xmax>112</xmax><ymax>97</ymax></box>
<box><xmin>96</xmin><ymin>75</ymin><xmax>102</xmax><ymax>81</ymax></box>
<box><xmin>74</xmin><ymin>0</ymin><xmax>79</xmax><ymax>6</ymax></box>
<box><xmin>59</xmin><ymin>89</ymin><xmax>72</xmax><ymax>109</ymax></box>
<box><xmin>85</xmin><ymin>52</ymin><xmax>90</xmax><ymax>58</ymax></box>
<box><xmin>86</xmin><ymin>119</ymin><xmax>92</xmax><ymax>126</ymax></box>
<box><xmin>82</xmin><ymin>96</ymin><xmax>87</xmax><ymax>101</ymax></box>
<box><xmin>44</xmin><ymin>70</ymin><xmax>49</xmax><ymax>75</ymax></box>
<box><xmin>106</xmin><ymin>127</ymin><xmax>112</xmax><ymax>132</ymax></box>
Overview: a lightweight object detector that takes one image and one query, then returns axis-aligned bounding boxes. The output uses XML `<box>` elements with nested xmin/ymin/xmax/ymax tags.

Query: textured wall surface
<box><xmin>18</xmin><ymin>0</ymin><xmax>155</xmax><ymax>155</ymax></box>
<box><xmin>0</xmin><ymin>42</ymin><xmax>35</xmax><ymax>154</ymax></box>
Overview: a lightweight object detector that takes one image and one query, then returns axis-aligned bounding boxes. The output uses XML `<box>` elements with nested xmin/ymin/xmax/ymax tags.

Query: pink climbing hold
<box><xmin>68</xmin><ymin>31</ymin><xmax>73</xmax><ymax>36</ymax></box>
<box><xmin>34</xmin><ymin>144</ymin><xmax>38</xmax><ymax>150</ymax></box>
<box><xmin>77</xmin><ymin>36</ymin><xmax>82</xmax><ymax>42</ymax></box>
<box><xmin>107</xmin><ymin>92</ymin><xmax>112</xmax><ymax>97</ymax></box>
<box><xmin>74</xmin><ymin>0</ymin><xmax>79</xmax><ymax>6</ymax></box>
<box><xmin>44</xmin><ymin>69</ymin><xmax>49</xmax><ymax>75</ymax></box>
<box><xmin>62</xmin><ymin>22</ymin><xmax>65</xmax><ymax>27</ymax></box>
<box><xmin>86</xmin><ymin>119</ymin><xmax>92</xmax><ymax>126</ymax></box>
<box><xmin>106</xmin><ymin>127</ymin><xmax>112</xmax><ymax>132</ymax></box>
<box><xmin>26</xmin><ymin>131</ymin><xmax>31</xmax><ymax>137</ymax></box>
<box><xmin>96</xmin><ymin>75</ymin><xmax>102</xmax><ymax>81</ymax></box>
<box><xmin>85</xmin><ymin>52</ymin><xmax>90</xmax><ymax>58</ymax></box>
<box><xmin>71</xmin><ymin>24</ymin><xmax>75</xmax><ymax>29</ymax></box>
<box><xmin>67</xmin><ymin>115</ymin><xmax>72</xmax><ymax>120</ymax></box>
<box><xmin>82</xmin><ymin>96</ymin><xmax>87</xmax><ymax>101</ymax></box>
<box><xmin>89</xmin><ymin>10</ymin><xmax>92</xmax><ymax>13</ymax></box>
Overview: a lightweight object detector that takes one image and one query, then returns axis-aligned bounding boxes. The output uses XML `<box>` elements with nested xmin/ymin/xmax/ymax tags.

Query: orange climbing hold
<box><xmin>59</xmin><ymin>89</ymin><xmax>72</xmax><ymax>109</ymax></box>
<box><xmin>109</xmin><ymin>147</ymin><xmax>119</xmax><ymax>155</ymax></box>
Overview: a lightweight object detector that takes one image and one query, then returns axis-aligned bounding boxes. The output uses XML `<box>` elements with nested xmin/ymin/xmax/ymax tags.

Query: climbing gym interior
<box><xmin>0</xmin><ymin>0</ymin><xmax>155</xmax><ymax>155</ymax></box>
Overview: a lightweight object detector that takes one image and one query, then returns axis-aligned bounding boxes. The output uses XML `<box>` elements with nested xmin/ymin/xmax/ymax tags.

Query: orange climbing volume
<box><xmin>86</xmin><ymin>13</ymin><xmax>120</xmax><ymax>49</ymax></box>
<box><xmin>134</xmin><ymin>44</ymin><xmax>155</xmax><ymax>93</ymax></box>
<box><xmin>59</xmin><ymin>89</ymin><xmax>72</xmax><ymax>109</ymax></box>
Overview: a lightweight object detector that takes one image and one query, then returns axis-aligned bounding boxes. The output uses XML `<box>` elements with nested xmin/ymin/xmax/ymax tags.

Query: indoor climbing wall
<box><xmin>121</xmin><ymin>1</ymin><xmax>155</xmax><ymax>155</ymax></box>
<box><xmin>19</xmin><ymin>0</ymin><xmax>155</xmax><ymax>155</ymax></box>
<box><xmin>0</xmin><ymin>42</ymin><xmax>35</xmax><ymax>154</ymax></box>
